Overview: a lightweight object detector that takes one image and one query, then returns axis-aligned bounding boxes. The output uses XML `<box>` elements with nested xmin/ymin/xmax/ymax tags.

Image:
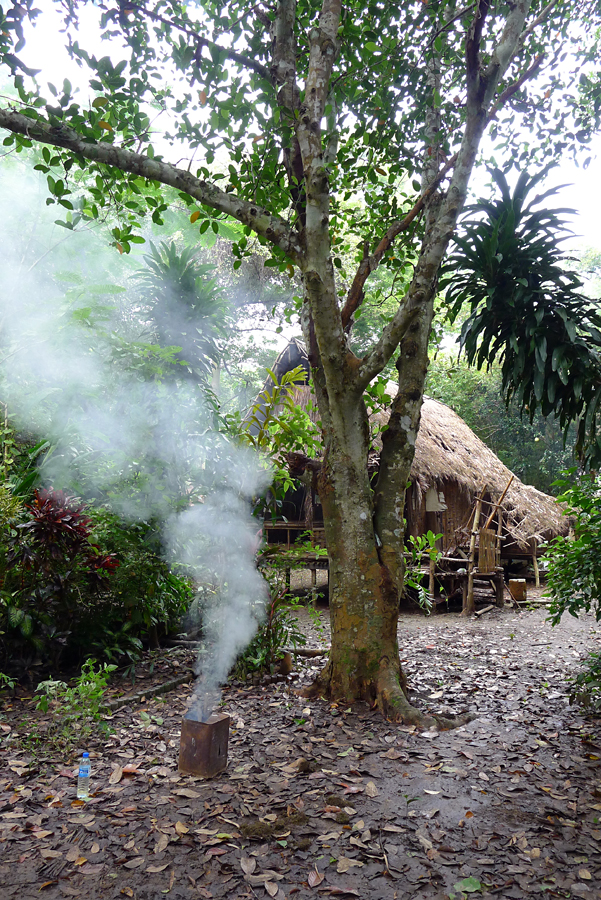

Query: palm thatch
<box><xmin>403</xmin><ymin>395</ymin><xmax>567</xmax><ymax>549</ymax></box>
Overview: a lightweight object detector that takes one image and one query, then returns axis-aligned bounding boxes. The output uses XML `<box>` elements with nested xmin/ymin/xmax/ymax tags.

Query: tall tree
<box><xmin>0</xmin><ymin>0</ymin><xmax>598</xmax><ymax>724</ymax></box>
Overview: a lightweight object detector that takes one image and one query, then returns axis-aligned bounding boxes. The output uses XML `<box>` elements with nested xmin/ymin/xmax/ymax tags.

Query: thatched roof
<box><xmin>407</xmin><ymin>395</ymin><xmax>567</xmax><ymax>547</ymax></box>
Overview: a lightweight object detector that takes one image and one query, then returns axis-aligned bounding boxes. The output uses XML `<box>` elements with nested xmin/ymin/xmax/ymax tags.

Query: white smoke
<box><xmin>0</xmin><ymin>161</ymin><xmax>271</xmax><ymax>706</ymax></box>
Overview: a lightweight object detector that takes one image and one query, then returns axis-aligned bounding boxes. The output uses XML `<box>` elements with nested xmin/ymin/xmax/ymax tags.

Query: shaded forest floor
<box><xmin>1</xmin><ymin>605</ymin><xmax>601</xmax><ymax>900</ymax></box>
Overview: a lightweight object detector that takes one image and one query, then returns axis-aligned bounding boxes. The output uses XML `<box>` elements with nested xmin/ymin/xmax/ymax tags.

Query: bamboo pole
<box><xmin>464</xmin><ymin>486</ymin><xmax>486</xmax><ymax>616</ymax></box>
<box><xmin>483</xmin><ymin>475</ymin><xmax>514</xmax><ymax>530</ymax></box>
<box><xmin>532</xmin><ymin>539</ymin><xmax>540</xmax><ymax>588</ymax></box>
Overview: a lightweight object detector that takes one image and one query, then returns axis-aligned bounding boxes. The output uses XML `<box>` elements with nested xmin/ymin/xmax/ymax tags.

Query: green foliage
<box><xmin>0</xmin><ymin>671</ymin><xmax>15</xmax><ymax>693</ymax></box>
<box><xmin>0</xmin><ymin>490</ymin><xmax>193</xmax><ymax>675</ymax></box>
<box><xmin>234</xmin><ymin>547</ymin><xmax>310</xmax><ymax>677</ymax></box>
<box><xmin>545</xmin><ymin>472</ymin><xmax>601</xmax><ymax>626</ymax></box>
<box><xmin>569</xmin><ymin>651</ymin><xmax>601</xmax><ymax>711</ymax></box>
<box><xmin>33</xmin><ymin>658</ymin><xmax>115</xmax><ymax>752</ymax></box>
<box><xmin>233</xmin><ymin>365</ymin><xmax>321</xmax><ymax>512</ymax></box>
<box><xmin>233</xmin><ymin>593</ymin><xmax>307</xmax><ymax>679</ymax></box>
<box><xmin>136</xmin><ymin>241</ymin><xmax>230</xmax><ymax>382</ymax></box>
<box><xmin>427</xmin><ymin>356</ymin><xmax>574</xmax><ymax>495</ymax></box>
<box><xmin>403</xmin><ymin>531</ymin><xmax>442</xmax><ymax>614</ymax></box>
<box><xmin>451</xmin><ymin>877</ymin><xmax>483</xmax><ymax>898</ymax></box>
<box><xmin>85</xmin><ymin>507</ymin><xmax>194</xmax><ymax>643</ymax></box>
<box><xmin>442</xmin><ymin>168</ymin><xmax>601</xmax><ymax>465</ymax></box>
<box><xmin>0</xmin><ymin>0</ymin><xmax>588</xmax><ymax>265</ymax></box>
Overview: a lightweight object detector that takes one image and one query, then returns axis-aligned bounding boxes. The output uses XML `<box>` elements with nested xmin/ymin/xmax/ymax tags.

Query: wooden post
<box><xmin>483</xmin><ymin>475</ymin><xmax>514</xmax><ymax>531</ymax></box>
<box><xmin>464</xmin><ymin>487</ymin><xmax>486</xmax><ymax>616</ymax></box>
<box><xmin>532</xmin><ymin>539</ymin><xmax>540</xmax><ymax>588</ymax></box>
<box><xmin>496</xmin><ymin>508</ymin><xmax>503</xmax><ymax>566</ymax></box>
<box><xmin>495</xmin><ymin>509</ymin><xmax>505</xmax><ymax>607</ymax></box>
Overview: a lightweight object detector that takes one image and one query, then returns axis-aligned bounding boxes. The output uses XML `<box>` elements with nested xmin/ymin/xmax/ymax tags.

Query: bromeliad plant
<box><xmin>442</xmin><ymin>168</ymin><xmax>601</xmax><ymax>465</ymax></box>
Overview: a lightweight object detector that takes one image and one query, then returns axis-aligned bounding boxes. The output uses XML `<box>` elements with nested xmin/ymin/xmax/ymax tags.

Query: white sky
<box><xmin>16</xmin><ymin>2</ymin><xmax>601</xmax><ymax>258</ymax></box>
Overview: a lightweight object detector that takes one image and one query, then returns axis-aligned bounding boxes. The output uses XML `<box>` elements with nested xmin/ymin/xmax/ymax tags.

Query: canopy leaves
<box><xmin>442</xmin><ymin>168</ymin><xmax>601</xmax><ymax>464</ymax></box>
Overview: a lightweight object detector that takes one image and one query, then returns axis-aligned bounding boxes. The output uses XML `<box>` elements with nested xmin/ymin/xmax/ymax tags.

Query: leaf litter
<box><xmin>0</xmin><ymin>605</ymin><xmax>600</xmax><ymax>898</ymax></box>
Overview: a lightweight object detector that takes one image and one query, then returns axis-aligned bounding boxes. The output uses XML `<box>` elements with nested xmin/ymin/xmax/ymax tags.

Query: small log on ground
<box><xmin>102</xmin><ymin>671</ymin><xmax>195</xmax><ymax>712</ymax></box>
<box><xmin>474</xmin><ymin>604</ymin><xmax>494</xmax><ymax>617</ymax></box>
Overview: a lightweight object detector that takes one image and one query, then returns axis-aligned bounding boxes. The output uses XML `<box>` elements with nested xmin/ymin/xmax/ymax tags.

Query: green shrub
<box><xmin>85</xmin><ymin>507</ymin><xmax>194</xmax><ymax>649</ymax></box>
<box><xmin>545</xmin><ymin>472</ymin><xmax>601</xmax><ymax>711</ymax></box>
<box><xmin>545</xmin><ymin>471</ymin><xmax>601</xmax><ymax>625</ymax></box>
<box><xmin>233</xmin><ymin>548</ymin><xmax>311</xmax><ymax>678</ymax></box>
<box><xmin>0</xmin><ymin>491</ymin><xmax>194</xmax><ymax>675</ymax></box>
<box><xmin>569</xmin><ymin>651</ymin><xmax>601</xmax><ymax>710</ymax></box>
<box><xmin>33</xmin><ymin>658</ymin><xmax>116</xmax><ymax>752</ymax></box>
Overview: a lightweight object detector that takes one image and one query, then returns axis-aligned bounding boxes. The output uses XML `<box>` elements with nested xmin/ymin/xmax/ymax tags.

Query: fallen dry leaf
<box><xmin>381</xmin><ymin>748</ymin><xmax>405</xmax><ymax>760</ymax></box>
<box><xmin>175</xmin><ymin>821</ymin><xmax>189</xmax><ymax>835</ymax></box>
<box><xmin>308</xmin><ymin>868</ymin><xmax>325</xmax><ymax>888</ymax></box>
<box><xmin>240</xmin><ymin>857</ymin><xmax>256</xmax><ymax>876</ymax></box>
<box><xmin>154</xmin><ymin>835</ymin><xmax>169</xmax><ymax>854</ymax></box>
<box><xmin>317</xmin><ymin>831</ymin><xmax>342</xmax><ymax>843</ymax></box>
<box><xmin>147</xmin><ymin>864</ymin><xmax>170</xmax><ymax>873</ymax></box>
<box><xmin>123</xmin><ymin>857</ymin><xmax>145</xmax><ymax>869</ymax></box>
<box><xmin>265</xmin><ymin>883</ymin><xmax>278</xmax><ymax>898</ymax></box>
<box><xmin>109</xmin><ymin>766</ymin><xmax>123</xmax><ymax>785</ymax></box>
<box><xmin>173</xmin><ymin>788</ymin><xmax>200</xmax><ymax>799</ymax></box>
<box><xmin>336</xmin><ymin>857</ymin><xmax>364</xmax><ymax>874</ymax></box>
<box><xmin>365</xmin><ymin>781</ymin><xmax>379</xmax><ymax>798</ymax></box>
<box><xmin>246</xmin><ymin>871</ymin><xmax>284</xmax><ymax>885</ymax></box>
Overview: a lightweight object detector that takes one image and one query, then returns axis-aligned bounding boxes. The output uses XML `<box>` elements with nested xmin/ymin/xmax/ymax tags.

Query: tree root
<box><xmin>298</xmin><ymin>656</ymin><xmax>476</xmax><ymax>731</ymax></box>
<box><xmin>377</xmin><ymin>660</ymin><xmax>476</xmax><ymax>730</ymax></box>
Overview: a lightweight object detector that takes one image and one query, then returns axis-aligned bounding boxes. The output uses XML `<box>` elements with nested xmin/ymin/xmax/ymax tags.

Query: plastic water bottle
<box><xmin>77</xmin><ymin>752</ymin><xmax>91</xmax><ymax>800</ymax></box>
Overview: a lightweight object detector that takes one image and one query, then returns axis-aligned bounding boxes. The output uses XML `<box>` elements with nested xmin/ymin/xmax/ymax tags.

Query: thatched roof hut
<box><xmin>256</xmin><ymin>340</ymin><xmax>568</xmax><ymax>556</ymax></box>
<box><xmin>400</xmin><ymin>396</ymin><xmax>567</xmax><ymax>554</ymax></box>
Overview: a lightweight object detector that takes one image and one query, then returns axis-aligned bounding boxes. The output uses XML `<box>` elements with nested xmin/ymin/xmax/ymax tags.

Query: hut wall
<box><xmin>405</xmin><ymin>479</ymin><xmax>474</xmax><ymax>553</ymax></box>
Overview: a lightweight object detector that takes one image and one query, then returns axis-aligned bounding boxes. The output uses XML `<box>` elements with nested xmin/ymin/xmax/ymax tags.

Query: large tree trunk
<box><xmin>300</xmin><ymin>288</ymin><xmax>463</xmax><ymax>729</ymax></box>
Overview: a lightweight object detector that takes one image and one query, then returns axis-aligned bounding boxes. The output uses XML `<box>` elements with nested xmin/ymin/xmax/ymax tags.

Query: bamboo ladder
<box><xmin>463</xmin><ymin>476</ymin><xmax>513</xmax><ymax>614</ymax></box>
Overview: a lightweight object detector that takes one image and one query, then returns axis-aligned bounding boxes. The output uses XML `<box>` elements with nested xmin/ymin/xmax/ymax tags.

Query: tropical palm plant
<box><xmin>441</xmin><ymin>168</ymin><xmax>601</xmax><ymax>464</ymax></box>
<box><xmin>137</xmin><ymin>242</ymin><xmax>230</xmax><ymax>383</ymax></box>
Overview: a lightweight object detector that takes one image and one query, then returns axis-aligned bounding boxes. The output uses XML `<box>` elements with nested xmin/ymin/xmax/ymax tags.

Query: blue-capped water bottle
<box><xmin>77</xmin><ymin>752</ymin><xmax>91</xmax><ymax>800</ymax></box>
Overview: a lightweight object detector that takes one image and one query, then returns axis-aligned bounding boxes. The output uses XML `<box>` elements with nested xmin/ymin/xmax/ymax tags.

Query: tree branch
<box><xmin>113</xmin><ymin>0</ymin><xmax>271</xmax><ymax>80</ymax></box>
<box><xmin>358</xmin><ymin>1</ymin><xmax>536</xmax><ymax>389</ymax></box>
<box><xmin>0</xmin><ymin>105</ymin><xmax>303</xmax><ymax>264</ymax></box>
<box><xmin>519</xmin><ymin>0</ymin><xmax>561</xmax><ymax>44</ymax></box>
<box><xmin>340</xmin><ymin>153</ymin><xmax>458</xmax><ymax>331</ymax></box>
<box><xmin>428</xmin><ymin>3</ymin><xmax>477</xmax><ymax>48</ymax></box>
<box><xmin>271</xmin><ymin>0</ymin><xmax>305</xmax><ymax>225</ymax></box>
<box><xmin>488</xmin><ymin>52</ymin><xmax>545</xmax><ymax>120</ymax></box>
<box><xmin>482</xmin><ymin>0</ymin><xmax>533</xmax><ymax>101</ymax></box>
<box><xmin>466</xmin><ymin>0</ymin><xmax>490</xmax><ymax>105</ymax></box>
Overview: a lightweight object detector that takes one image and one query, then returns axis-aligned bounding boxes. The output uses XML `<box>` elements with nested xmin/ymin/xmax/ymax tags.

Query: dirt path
<box><xmin>1</xmin><ymin>606</ymin><xmax>600</xmax><ymax>900</ymax></box>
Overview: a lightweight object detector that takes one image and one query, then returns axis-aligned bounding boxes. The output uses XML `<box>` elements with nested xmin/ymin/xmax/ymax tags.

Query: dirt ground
<box><xmin>1</xmin><ymin>603</ymin><xmax>600</xmax><ymax>900</ymax></box>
